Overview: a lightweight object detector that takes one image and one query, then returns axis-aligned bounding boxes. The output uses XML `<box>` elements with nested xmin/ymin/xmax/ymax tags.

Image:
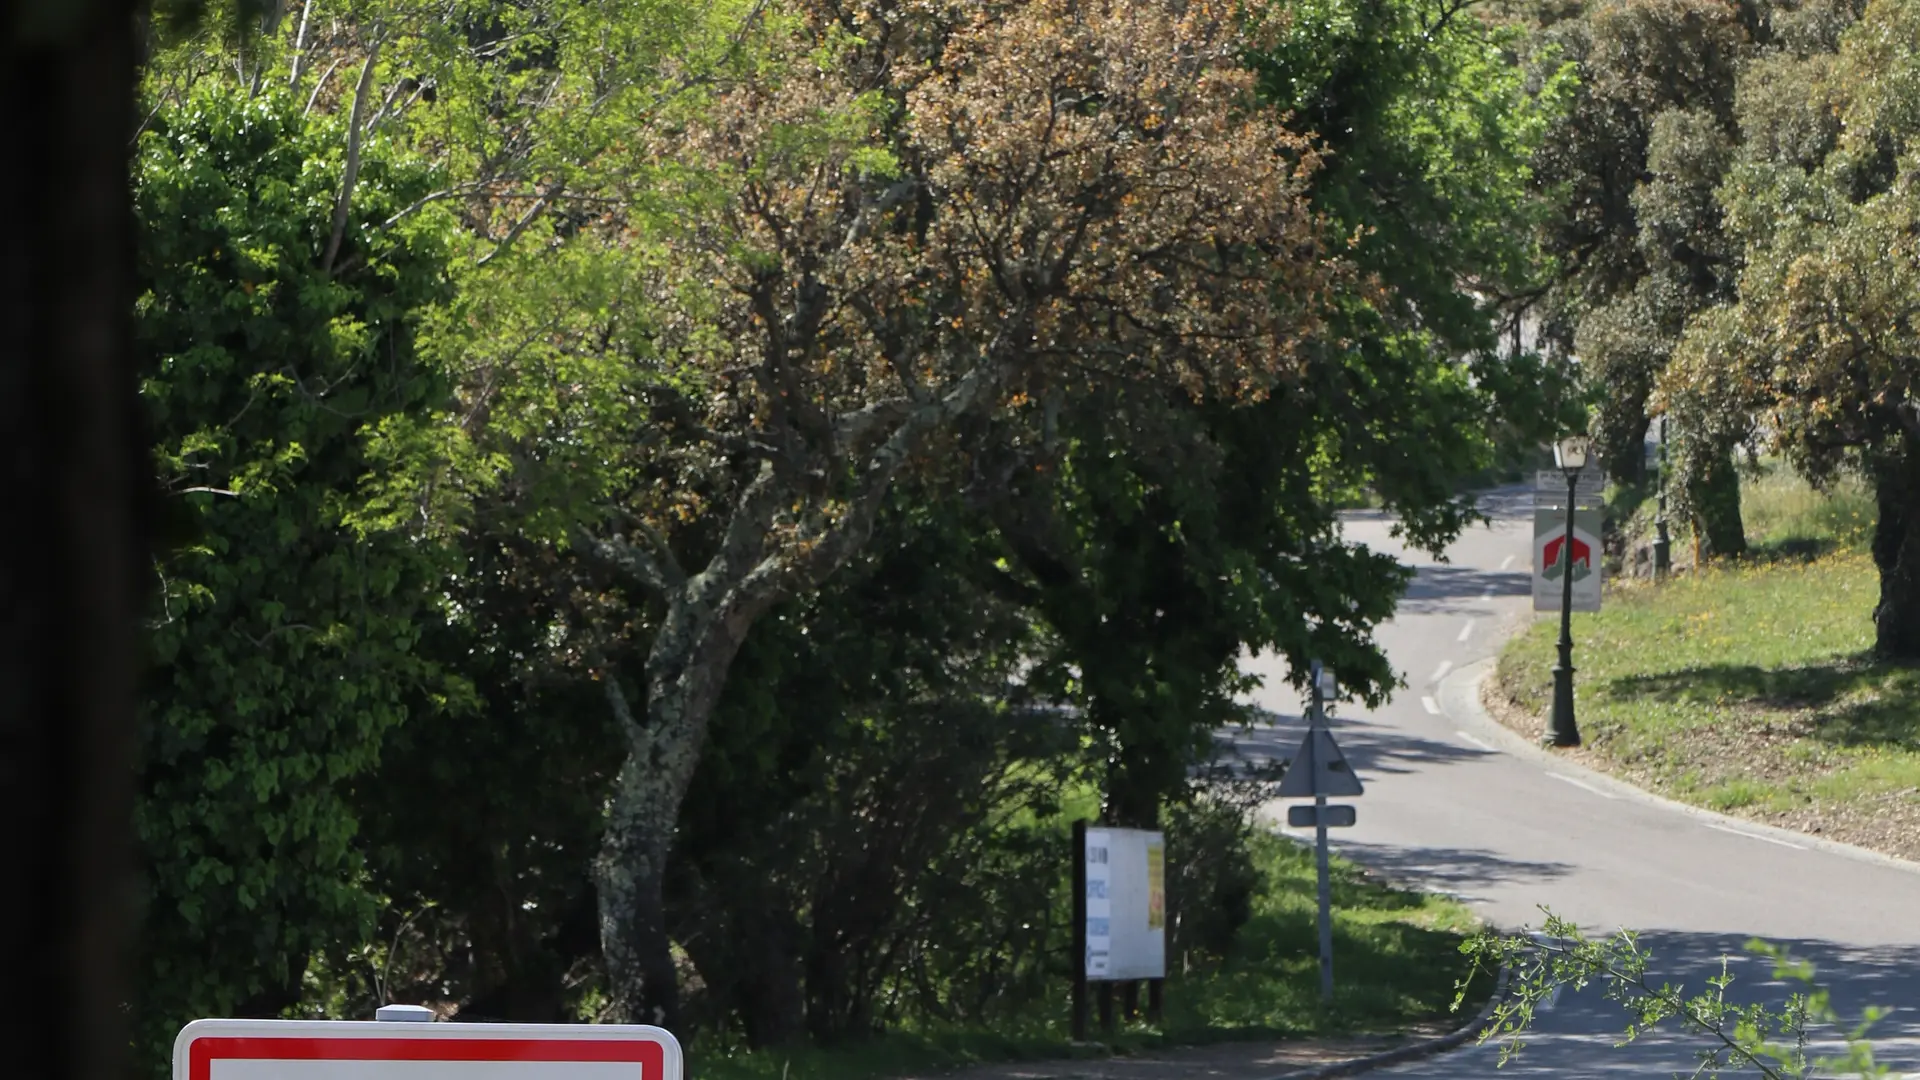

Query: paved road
<box><xmin>1234</xmin><ymin>488</ymin><xmax>1920</xmax><ymax>1077</ymax></box>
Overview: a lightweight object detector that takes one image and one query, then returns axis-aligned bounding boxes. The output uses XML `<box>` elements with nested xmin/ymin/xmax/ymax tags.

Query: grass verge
<box><xmin>1491</xmin><ymin>468</ymin><xmax>1920</xmax><ymax>862</ymax></box>
<box><xmin>693</xmin><ymin>832</ymin><xmax>1490</xmax><ymax>1080</ymax></box>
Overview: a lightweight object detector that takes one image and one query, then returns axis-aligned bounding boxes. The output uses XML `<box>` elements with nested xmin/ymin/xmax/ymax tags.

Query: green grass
<box><xmin>691</xmin><ymin>833</ymin><xmax>1489</xmax><ymax>1080</ymax></box>
<box><xmin>1495</xmin><ymin>467</ymin><xmax>1920</xmax><ymax>838</ymax></box>
<box><xmin>1737</xmin><ymin>466</ymin><xmax>1877</xmax><ymax>557</ymax></box>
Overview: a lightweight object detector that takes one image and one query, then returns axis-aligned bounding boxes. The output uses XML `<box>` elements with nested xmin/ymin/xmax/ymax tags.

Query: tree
<box><xmin>668</xmin><ymin>481</ymin><xmax>1056</xmax><ymax>1045</ymax></box>
<box><xmin>1587</xmin><ymin>104</ymin><xmax>1748</xmax><ymax>555</ymax></box>
<box><xmin>571</xmin><ymin>0</ymin><xmax>1336</xmax><ymax>1025</ymax></box>
<box><xmin>1525</xmin><ymin>0</ymin><xmax>1753</xmax><ymax>554</ymax></box>
<box><xmin>132</xmin><ymin>83</ymin><xmax>462</xmax><ymax>1059</ymax></box>
<box><xmin>978</xmin><ymin>0</ymin><xmax>1578</xmax><ymax>836</ymax></box>
<box><xmin>1666</xmin><ymin>0</ymin><xmax>1920</xmax><ymax>657</ymax></box>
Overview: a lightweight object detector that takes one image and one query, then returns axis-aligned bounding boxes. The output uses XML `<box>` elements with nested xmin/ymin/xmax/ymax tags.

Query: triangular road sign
<box><xmin>1277</xmin><ymin>728</ymin><xmax>1364</xmax><ymax>798</ymax></box>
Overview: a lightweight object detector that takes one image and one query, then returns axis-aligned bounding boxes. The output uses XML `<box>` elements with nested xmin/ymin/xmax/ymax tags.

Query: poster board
<box><xmin>1083</xmin><ymin>827</ymin><xmax>1166</xmax><ymax>981</ymax></box>
<box><xmin>1533</xmin><ymin>507</ymin><xmax>1603</xmax><ymax>612</ymax></box>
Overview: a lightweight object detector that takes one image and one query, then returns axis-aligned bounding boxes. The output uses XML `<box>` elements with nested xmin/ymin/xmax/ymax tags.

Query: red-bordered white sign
<box><xmin>173</xmin><ymin>1019</ymin><xmax>683</xmax><ymax>1080</ymax></box>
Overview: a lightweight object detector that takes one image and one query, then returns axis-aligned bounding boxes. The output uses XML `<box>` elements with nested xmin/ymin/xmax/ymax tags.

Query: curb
<box><xmin>1441</xmin><ymin>656</ymin><xmax>1920</xmax><ymax>880</ymax></box>
<box><xmin>1269</xmin><ymin>963</ymin><xmax>1511</xmax><ymax>1080</ymax></box>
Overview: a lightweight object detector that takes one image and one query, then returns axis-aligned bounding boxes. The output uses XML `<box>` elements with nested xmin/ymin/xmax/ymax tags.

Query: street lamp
<box><xmin>1548</xmin><ymin>434</ymin><xmax>1590</xmax><ymax>748</ymax></box>
<box><xmin>1653</xmin><ymin>417</ymin><xmax>1672</xmax><ymax>580</ymax></box>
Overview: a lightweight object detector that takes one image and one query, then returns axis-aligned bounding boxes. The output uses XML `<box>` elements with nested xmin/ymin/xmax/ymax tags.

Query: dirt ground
<box><xmin>889</xmin><ymin>1023</ymin><xmax>1455</xmax><ymax>1080</ymax></box>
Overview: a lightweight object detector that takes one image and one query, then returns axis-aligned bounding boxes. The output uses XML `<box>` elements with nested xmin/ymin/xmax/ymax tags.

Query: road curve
<box><xmin>1235</xmin><ymin>487</ymin><xmax>1920</xmax><ymax>1077</ymax></box>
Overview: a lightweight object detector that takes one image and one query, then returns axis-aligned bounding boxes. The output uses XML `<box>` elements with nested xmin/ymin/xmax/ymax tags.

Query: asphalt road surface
<box><xmin>1233</xmin><ymin>487</ymin><xmax>1920</xmax><ymax>1078</ymax></box>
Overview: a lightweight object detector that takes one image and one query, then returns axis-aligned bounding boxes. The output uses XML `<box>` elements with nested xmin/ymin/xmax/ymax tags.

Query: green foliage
<box><xmin>119</xmin><ymin>0</ymin><xmax>1585</xmax><ymax>1060</ymax></box>
<box><xmin>1526</xmin><ymin>0</ymin><xmax>1757</xmax><ymax>555</ymax></box>
<box><xmin>984</xmin><ymin>0</ymin><xmax>1581</xmax><ymax>840</ymax></box>
<box><xmin>1253</xmin><ymin>0</ymin><xmax>1582</xmax><ymax>463</ymax></box>
<box><xmin>688</xmin><ymin>831</ymin><xmax>1489</xmax><ymax>1080</ymax></box>
<box><xmin>1659</xmin><ymin>0</ymin><xmax>1920</xmax><ymax>654</ymax></box>
<box><xmin>133</xmin><ymin>82</ymin><xmax>461</xmax><ymax>1063</ymax></box>
<box><xmin>1463</xmin><ymin>913</ymin><xmax>1887</xmax><ymax>1077</ymax></box>
<box><xmin>670</xmin><ymin>488</ymin><xmax>1067</xmax><ymax>1045</ymax></box>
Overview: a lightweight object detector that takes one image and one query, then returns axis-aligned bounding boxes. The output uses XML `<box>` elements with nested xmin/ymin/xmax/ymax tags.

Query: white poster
<box><xmin>1083</xmin><ymin>828</ymin><xmax>1166</xmax><ymax>981</ymax></box>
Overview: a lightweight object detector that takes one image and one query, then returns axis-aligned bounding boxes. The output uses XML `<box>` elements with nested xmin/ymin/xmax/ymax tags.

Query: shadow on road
<box><xmin>1321</xmin><ymin>839</ymin><xmax>1578</xmax><ymax>894</ymax></box>
<box><xmin>1429</xmin><ymin>930</ymin><xmax>1920</xmax><ymax>1077</ymax></box>
<box><xmin>1225</xmin><ymin>713</ymin><xmax>1493</xmax><ymax>778</ymax></box>
<box><xmin>1396</xmin><ymin>563</ymin><xmax>1533</xmax><ymax>617</ymax></box>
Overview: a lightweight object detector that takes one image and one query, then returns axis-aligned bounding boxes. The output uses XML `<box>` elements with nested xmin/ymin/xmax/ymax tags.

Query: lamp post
<box><xmin>1653</xmin><ymin>417</ymin><xmax>1671</xmax><ymax>581</ymax></box>
<box><xmin>1548</xmin><ymin>435</ymin><xmax>1590</xmax><ymax>748</ymax></box>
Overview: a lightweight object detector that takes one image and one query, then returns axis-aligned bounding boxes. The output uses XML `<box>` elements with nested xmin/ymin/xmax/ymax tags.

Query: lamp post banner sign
<box><xmin>1533</xmin><ymin>507</ymin><xmax>1603</xmax><ymax>613</ymax></box>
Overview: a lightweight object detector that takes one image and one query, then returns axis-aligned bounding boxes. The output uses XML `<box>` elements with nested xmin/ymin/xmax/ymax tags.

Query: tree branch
<box><xmin>583</xmin><ymin>530</ymin><xmax>685</xmax><ymax>596</ymax></box>
<box><xmin>475</xmin><ymin>180</ymin><xmax>565</xmax><ymax>267</ymax></box>
<box><xmin>287</xmin><ymin>0</ymin><xmax>313</xmax><ymax>87</ymax></box>
<box><xmin>604</xmin><ymin>677</ymin><xmax>648</xmax><ymax>757</ymax></box>
<box><xmin>322</xmin><ymin>30</ymin><xmax>385</xmax><ymax>276</ymax></box>
<box><xmin>303</xmin><ymin>56</ymin><xmax>344</xmax><ymax>117</ymax></box>
<box><xmin>746</xmin><ymin>359</ymin><xmax>1003</xmax><ymax>603</ymax></box>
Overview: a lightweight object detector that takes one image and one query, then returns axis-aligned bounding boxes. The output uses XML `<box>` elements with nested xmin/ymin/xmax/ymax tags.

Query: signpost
<box><xmin>1534</xmin><ymin>469</ymin><xmax>1606</xmax><ymax>509</ymax></box>
<box><xmin>174</xmin><ymin>1016</ymin><xmax>683</xmax><ymax>1080</ymax></box>
<box><xmin>1072</xmin><ymin>824</ymin><xmax>1167</xmax><ymax>1039</ymax></box>
<box><xmin>1286</xmin><ymin>804</ymin><xmax>1356</xmax><ymax>829</ymax></box>
<box><xmin>1276</xmin><ymin>660</ymin><xmax>1361</xmax><ymax>1002</ymax></box>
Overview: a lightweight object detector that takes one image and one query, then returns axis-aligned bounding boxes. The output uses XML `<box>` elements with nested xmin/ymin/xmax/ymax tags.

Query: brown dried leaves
<box><xmin>640</xmin><ymin>0</ymin><xmax>1335</xmax><ymax>454</ymax></box>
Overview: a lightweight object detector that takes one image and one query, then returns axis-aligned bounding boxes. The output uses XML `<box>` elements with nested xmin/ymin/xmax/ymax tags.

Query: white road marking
<box><xmin>1457</xmin><ymin>731</ymin><xmax>1497</xmax><ymax>753</ymax></box>
<box><xmin>1432</xmin><ymin>660</ymin><xmax>1454</xmax><ymax>683</ymax></box>
<box><xmin>1421</xmin><ymin>696</ymin><xmax>1441</xmax><ymax>715</ymax></box>
<box><xmin>1546</xmin><ymin>772</ymin><xmax>1617</xmax><ymax>799</ymax></box>
<box><xmin>1457</xmin><ymin>619</ymin><xmax>1476</xmax><ymax>642</ymax></box>
<box><xmin>1500</xmin><ymin>554</ymin><xmax>1516</xmax><ymax>570</ymax></box>
<box><xmin>1703</xmin><ymin>821</ymin><xmax>1807</xmax><ymax>850</ymax></box>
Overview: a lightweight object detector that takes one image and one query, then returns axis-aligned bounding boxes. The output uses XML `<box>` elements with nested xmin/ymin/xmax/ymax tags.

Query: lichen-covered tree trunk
<box><xmin>1871</xmin><ymin>447</ymin><xmax>1920</xmax><ymax>661</ymax></box>
<box><xmin>595</xmin><ymin>593</ymin><xmax>762</xmax><ymax>1029</ymax></box>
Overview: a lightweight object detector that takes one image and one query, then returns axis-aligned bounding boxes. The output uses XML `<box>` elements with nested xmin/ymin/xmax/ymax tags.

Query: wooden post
<box><xmin>1148</xmin><ymin>978</ymin><xmax>1164</xmax><ymax>1024</ymax></box>
<box><xmin>1122</xmin><ymin>980</ymin><xmax>1140</xmax><ymax>1021</ymax></box>
<box><xmin>1098</xmin><ymin>981</ymin><xmax>1115</xmax><ymax>1034</ymax></box>
<box><xmin>1071</xmin><ymin>819</ymin><xmax>1088</xmax><ymax>1042</ymax></box>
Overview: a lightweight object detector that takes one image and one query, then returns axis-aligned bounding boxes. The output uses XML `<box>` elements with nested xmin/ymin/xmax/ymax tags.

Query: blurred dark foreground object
<box><xmin>1</xmin><ymin>1</ymin><xmax>146</xmax><ymax>1078</ymax></box>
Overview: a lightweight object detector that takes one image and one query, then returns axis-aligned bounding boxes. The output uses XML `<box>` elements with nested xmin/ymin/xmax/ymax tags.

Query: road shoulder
<box><xmin>1438</xmin><ymin>656</ymin><xmax>1920</xmax><ymax>879</ymax></box>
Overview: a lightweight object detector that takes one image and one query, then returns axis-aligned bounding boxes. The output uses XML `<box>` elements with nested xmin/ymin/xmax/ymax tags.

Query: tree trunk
<box><xmin>0</xmin><ymin>6</ymin><xmax>144</xmax><ymax>1079</ymax></box>
<box><xmin>596</xmin><ymin>732</ymin><xmax>690</xmax><ymax>1029</ymax></box>
<box><xmin>1871</xmin><ymin>448</ymin><xmax>1920</xmax><ymax>662</ymax></box>
<box><xmin>596</xmin><ymin>602</ymin><xmax>755</xmax><ymax>1030</ymax></box>
<box><xmin>1596</xmin><ymin>403</ymin><xmax>1651</xmax><ymax>489</ymax></box>
<box><xmin>735</xmin><ymin>914</ymin><xmax>806</xmax><ymax>1049</ymax></box>
<box><xmin>1687</xmin><ymin>445</ymin><xmax>1746</xmax><ymax>559</ymax></box>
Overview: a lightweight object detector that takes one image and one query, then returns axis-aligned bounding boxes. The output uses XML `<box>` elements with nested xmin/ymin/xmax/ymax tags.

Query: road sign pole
<box><xmin>1315</xmin><ymin>792</ymin><xmax>1333</xmax><ymax>1002</ymax></box>
<box><xmin>1309</xmin><ymin>665</ymin><xmax>1334</xmax><ymax>1002</ymax></box>
<box><xmin>1071</xmin><ymin>819</ymin><xmax>1088</xmax><ymax>1042</ymax></box>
